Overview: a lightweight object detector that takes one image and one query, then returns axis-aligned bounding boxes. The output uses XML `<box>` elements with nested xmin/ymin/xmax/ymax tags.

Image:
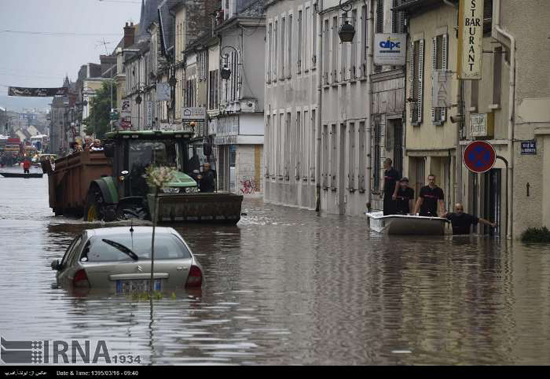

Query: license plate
<box><xmin>116</xmin><ymin>279</ymin><xmax>162</xmax><ymax>294</ymax></box>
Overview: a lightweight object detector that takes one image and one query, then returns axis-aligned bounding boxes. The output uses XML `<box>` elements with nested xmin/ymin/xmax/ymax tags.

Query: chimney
<box><xmin>124</xmin><ymin>22</ymin><xmax>135</xmax><ymax>48</ymax></box>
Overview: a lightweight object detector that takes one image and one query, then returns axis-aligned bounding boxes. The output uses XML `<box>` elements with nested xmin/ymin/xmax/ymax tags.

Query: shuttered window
<box><xmin>431</xmin><ymin>34</ymin><xmax>448</xmax><ymax>125</ymax></box>
<box><xmin>374</xmin><ymin>0</ymin><xmax>384</xmax><ymax>73</ymax></box>
<box><xmin>392</xmin><ymin>0</ymin><xmax>405</xmax><ymax>34</ymax></box>
<box><xmin>298</xmin><ymin>10</ymin><xmax>303</xmax><ymax>73</ymax></box>
<box><xmin>288</xmin><ymin>14</ymin><xmax>293</xmax><ymax>78</ymax></box>
<box><xmin>410</xmin><ymin>39</ymin><xmax>425</xmax><ymax>125</ymax></box>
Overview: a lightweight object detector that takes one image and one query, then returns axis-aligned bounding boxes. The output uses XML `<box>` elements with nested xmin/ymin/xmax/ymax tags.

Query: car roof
<box><xmin>86</xmin><ymin>226</ymin><xmax>179</xmax><ymax>238</ymax></box>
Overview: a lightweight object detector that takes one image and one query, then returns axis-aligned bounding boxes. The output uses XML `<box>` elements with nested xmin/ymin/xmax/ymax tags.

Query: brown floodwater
<box><xmin>1</xmin><ymin>174</ymin><xmax>550</xmax><ymax>365</ymax></box>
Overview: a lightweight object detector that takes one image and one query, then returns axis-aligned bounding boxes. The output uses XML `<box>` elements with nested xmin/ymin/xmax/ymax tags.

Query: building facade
<box><xmin>212</xmin><ymin>0</ymin><xmax>266</xmax><ymax>196</ymax></box>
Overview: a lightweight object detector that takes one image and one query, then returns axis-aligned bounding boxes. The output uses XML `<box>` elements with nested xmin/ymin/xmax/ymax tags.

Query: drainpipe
<box><xmin>493</xmin><ymin>0</ymin><xmax>515</xmax><ymax>239</ymax></box>
<box><xmin>366</xmin><ymin>0</ymin><xmax>374</xmax><ymax>209</ymax></box>
<box><xmin>315</xmin><ymin>0</ymin><xmax>324</xmax><ymax>212</ymax></box>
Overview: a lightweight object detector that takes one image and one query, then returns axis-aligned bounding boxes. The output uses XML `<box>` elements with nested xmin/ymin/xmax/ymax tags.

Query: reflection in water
<box><xmin>1</xmin><ymin>176</ymin><xmax>550</xmax><ymax>364</ymax></box>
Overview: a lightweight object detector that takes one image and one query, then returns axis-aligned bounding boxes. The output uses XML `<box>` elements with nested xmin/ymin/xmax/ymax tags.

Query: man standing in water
<box><xmin>382</xmin><ymin>158</ymin><xmax>400</xmax><ymax>215</ymax></box>
<box><xmin>414</xmin><ymin>174</ymin><xmax>445</xmax><ymax>217</ymax></box>
<box><xmin>444</xmin><ymin>203</ymin><xmax>497</xmax><ymax>235</ymax></box>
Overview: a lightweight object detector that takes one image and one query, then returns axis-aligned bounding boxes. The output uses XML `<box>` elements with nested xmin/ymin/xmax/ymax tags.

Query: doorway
<box><xmin>482</xmin><ymin>168</ymin><xmax>501</xmax><ymax>236</ymax></box>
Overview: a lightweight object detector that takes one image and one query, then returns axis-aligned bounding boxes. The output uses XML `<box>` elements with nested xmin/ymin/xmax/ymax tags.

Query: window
<box><xmin>375</xmin><ymin>0</ymin><xmax>384</xmax><ymax>73</ymax></box>
<box><xmin>348</xmin><ymin>122</ymin><xmax>356</xmax><ymax>190</ymax></box>
<box><xmin>331</xmin><ymin>16</ymin><xmax>338</xmax><ymax>83</ymax></box>
<box><xmin>267</xmin><ymin>22</ymin><xmax>273</xmax><ymax>82</ymax></box>
<box><xmin>410</xmin><ymin>39</ymin><xmax>425</xmax><ymax>125</ymax></box>
<box><xmin>350</xmin><ymin>9</ymin><xmax>358</xmax><ymax>79</ymax></box>
<box><xmin>493</xmin><ymin>46</ymin><xmax>502</xmax><ymax>106</ymax></box>
<box><xmin>185</xmin><ymin>79</ymin><xmax>196</xmax><ymax>107</ymax></box>
<box><xmin>198</xmin><ymin>51</ymin><xmax>207</xmax><ymax>81</ymax></box>
<box><xmin>358</xmin><ymin>121</ymin><xmax>366</xmax><ymax>191</ymax></box>
<box><xmin>288</xmin><ymin>14</ymin><xmax>293</xmax><ymax>78</ymax></box>
<box><xmin>208</xmin><ymin>70</ymin><xmax>219</xmax><ymax>109</ymax></box>
<box><xmin>362</xmin><ymin>5</ymin><xmax>368</xmax><ymax>67</ymax></box>
<box><xmin>265</xmin><ymin>115</ymin><xmax>271</xmax><ymax>177</ymax></box>
<box><xmin>303</xmin><ymin>110</ymin><xmax>309</xmax><ymax>180</ymax></box>
<box><xmin>278</xmin><ymin>113</ymin><xmax>283</xmax><ymax>177</ymax></box>
<box><xmin>296</xmin><ymin>111</ymin><xmax>301</xmax><ymax>178</ymax></box>
<box><xmin>373</xmin><ymin>120</ymin><xmax>381</xmax><ymax>190</ymax></box>
<box><xmin>330</xmin><ymin>124</ymin><xmax>337</xmax><ymax>188</ymax></box>
<box><xmin>304</xmin><ymin>6</ymin><xmax>310</xmax><ymax>71</ymax></box>
<box><xmin>323</xmin><ymin>19</ymin><xmax>330</xmax><ymax>84</ymax></box>
<box><xmin>392</xmin><ymin>0</ymin><xmax>405</xmax><ymax>34</ymax></box>
<box><xmin>83</xmin><ymin>234</ymin><xmax>191</xmax><ymax>262</ymax></box>
<box><xmin>310</xmin><ymin>110</ymin><xmax>316</xmax><ymax>180</ymax></box>
<box><xmin>431</xmin><ymin>34</ymin><xmax>448</xmax><ymax>124</ymax></box>
<box><xmin>341</xmin><ymin>20</ymin><xmax>348</xmax><ymax>81</ymax></box>
<box><xmin>322</xmin><ymin>124</ymin><xmax>329</xmax><ymax>188</ymax></box>
<box><xmin>312</xmin><ymin>5</ymin><xmax>317</xmax><ymax>68</ymax></box>
<box><xmin>274</xmin><ymin>20</ymin><xmax>278</xmax><ymax>80</ymax></box>
<box><xmin>285</xmin><ymin>112</ymin><xmax>291</xmax><ymax>179</ymax></box>
<box><xmin>281</xmin><ymin>17</ymin><xmax>286</xmax><ymax>80</ymax></box>
<box><xmin>298</xmin><ymin>10</ymin><xmax>303</xmax><ymax>73</ymax></box>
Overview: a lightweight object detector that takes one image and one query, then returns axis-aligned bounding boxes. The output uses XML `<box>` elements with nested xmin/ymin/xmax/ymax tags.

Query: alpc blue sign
<box><xmin>374</xmin><ymin>33</ymin><xmax>407</xmax><ymax>66</ymax></box>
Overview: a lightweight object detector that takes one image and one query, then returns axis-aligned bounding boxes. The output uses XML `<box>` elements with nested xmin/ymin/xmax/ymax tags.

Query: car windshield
<box><xmin>81</xmin><ymin>233</ymin><xmax>192</xmax><ymax>262</ymax></box>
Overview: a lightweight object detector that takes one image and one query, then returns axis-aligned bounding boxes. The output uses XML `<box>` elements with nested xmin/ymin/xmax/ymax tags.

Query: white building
<box><xmin>264</xmin><ymin>0</ymin><xmax>405</xmax><ymax>216</ymax></box>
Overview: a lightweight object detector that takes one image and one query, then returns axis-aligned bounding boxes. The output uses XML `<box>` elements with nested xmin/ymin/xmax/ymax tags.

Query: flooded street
<box><xmin>1</xmin><ymin>175</ymin><xmax>550</xmax><ymax>365</ymax></box>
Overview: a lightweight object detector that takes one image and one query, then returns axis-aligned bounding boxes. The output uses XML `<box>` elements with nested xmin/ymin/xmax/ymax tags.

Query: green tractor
<box><xmin>84</xmin><ymin>130</ymin><xmax>243</xmax><ymax>224</ymax></box>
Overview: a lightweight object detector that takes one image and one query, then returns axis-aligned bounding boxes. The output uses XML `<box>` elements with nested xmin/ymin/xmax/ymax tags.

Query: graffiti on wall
<box><xmin>240</xmin><ymin>177</ymin><xmax>260</xmax><ymax>195</ymax></box>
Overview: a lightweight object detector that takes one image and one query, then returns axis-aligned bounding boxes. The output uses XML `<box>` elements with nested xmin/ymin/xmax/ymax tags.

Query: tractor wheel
<box><xmin>84</xmin><ymin>187</ymin><xmax>104</xmax><ymax>222</ymax></box>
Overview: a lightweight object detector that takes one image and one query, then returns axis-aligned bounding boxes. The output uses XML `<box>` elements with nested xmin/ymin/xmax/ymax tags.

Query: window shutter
<box><xmin>418</xmin><ymin>39</ymin><xmax>424</xmax><ymax>125</ymax></box>
<box><xmin>431</xmin><ymin>36</ymin><xmax>437</xmax><ymax>123</ymax></box>
<box><xmin>409</xmin><ymin>41</ymin><xmax>415</xmax><ymax>123</ymax></box>
<box><xmin>441</xmin><ymin>33</ymin><xmax>448</xmax><ymax>122</ymax></box>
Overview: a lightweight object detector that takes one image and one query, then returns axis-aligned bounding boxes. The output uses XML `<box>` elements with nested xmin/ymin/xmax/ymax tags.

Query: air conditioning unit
<box><xmin>240</xmin><ymin>99</ymin><xmax>257</xmax><ymax>113</ymax></box>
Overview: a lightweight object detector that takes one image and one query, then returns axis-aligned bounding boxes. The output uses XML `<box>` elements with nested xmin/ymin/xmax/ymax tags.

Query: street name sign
<box><xmin>463</xmin><ymin>140</ymin><xmax>496</xmax><ymax>173</ymax></box>
<box><xmin>458</xmin><ymin>0</ymin><xmax>484</xmax><ymax>79</ymax></box>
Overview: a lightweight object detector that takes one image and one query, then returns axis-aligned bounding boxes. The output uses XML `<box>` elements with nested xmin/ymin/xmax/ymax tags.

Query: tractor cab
<box><xmin>104</xmin><ymin>130</ymin><xmax>198</xmax><ymax>199</ymax></box>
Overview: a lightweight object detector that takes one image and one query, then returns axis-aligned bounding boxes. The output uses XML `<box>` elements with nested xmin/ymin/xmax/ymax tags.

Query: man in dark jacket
<box><xmin>198</xmin><ymin>162</ymin><xmax>216</xmax><ymax>192</ymax></box>
<box><xmin>444</xmin><ymin>203</ymin><xmax>497</xmax><ymax>235</ymax></box>
<box><xmin>382</xmin><ymin>158</ymin><xmax>400</xmax><ymax>215</ymax></box>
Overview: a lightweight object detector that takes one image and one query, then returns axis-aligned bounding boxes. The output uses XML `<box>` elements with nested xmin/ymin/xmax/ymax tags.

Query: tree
<box><xmin>83</xmin><ymin>81</ymin><xmax>116</xmax><ymax>139</ymax></box>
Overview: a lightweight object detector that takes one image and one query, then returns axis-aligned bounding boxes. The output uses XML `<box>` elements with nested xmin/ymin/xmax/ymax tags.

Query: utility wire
<box><xmin>0</xmin><ymin>29</ymin><xmax>122</xmax><ymax>37</ymax></box>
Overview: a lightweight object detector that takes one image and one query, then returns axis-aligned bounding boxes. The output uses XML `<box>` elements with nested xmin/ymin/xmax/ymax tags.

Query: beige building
<box><xmin>398</xmin><ymin>0</ymin><xmax>550</xmax><ymax>238</ymax></box>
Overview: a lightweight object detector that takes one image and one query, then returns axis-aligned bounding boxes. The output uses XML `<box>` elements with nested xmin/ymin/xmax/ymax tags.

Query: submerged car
<box><xmin>51</xmin><ymin>226</ymin><xmax>203</xmax><ymax>293</ymax></box>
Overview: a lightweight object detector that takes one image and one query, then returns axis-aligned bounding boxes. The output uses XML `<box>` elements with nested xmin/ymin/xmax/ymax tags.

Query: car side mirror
<box><xmin>51</xmin><ymin>259</ymin><xmax>61</xmax><ymax>271</ymax></box>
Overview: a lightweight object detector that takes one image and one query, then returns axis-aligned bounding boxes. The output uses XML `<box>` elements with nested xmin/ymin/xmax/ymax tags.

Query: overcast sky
<box><xmin>0</xmin><ymin>0</ymin><xmax>141</xmax><ymax>111</ymax></box>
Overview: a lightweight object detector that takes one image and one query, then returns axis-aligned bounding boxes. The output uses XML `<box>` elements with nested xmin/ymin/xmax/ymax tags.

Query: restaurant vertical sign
<box><xmin>458</xmin><ymin>0</ymin><xmax>484</xmax><ymax>79</ymax></box>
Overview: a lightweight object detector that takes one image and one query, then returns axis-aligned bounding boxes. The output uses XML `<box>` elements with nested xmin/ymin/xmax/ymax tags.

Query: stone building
<box><xmin>264</xmin><ymin>0</ymin><xmax>406</xmax><ymax>215</ymax></box>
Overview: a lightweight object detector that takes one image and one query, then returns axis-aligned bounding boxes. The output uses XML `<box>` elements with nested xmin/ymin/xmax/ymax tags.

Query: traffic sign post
<box><xmin>463</xmin><ymin>141</ymin><xmax>496</xmax><ymax>173</ymax></box>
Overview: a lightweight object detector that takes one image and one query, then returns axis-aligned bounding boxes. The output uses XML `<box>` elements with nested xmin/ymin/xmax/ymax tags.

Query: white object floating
<box><xmin>392</xmin><ymin>350</ymin><xmax>412</xmax><ymax>354</ymax></box>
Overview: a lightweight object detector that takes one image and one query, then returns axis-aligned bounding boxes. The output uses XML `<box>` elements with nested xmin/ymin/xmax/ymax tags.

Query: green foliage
<box><xmin>83</xmin><ymin>81</ymin><xmax>116</xmax><ymax>139</ymax></box>
<box><xmin>521</xmin><ymin>227</ymin><xmax>550</xmax><ymax>243</ymax></box>
<box><xmin>130</xmin><ymin>291</ymin><xmax>164</xmax><ymax>301</ymax></box>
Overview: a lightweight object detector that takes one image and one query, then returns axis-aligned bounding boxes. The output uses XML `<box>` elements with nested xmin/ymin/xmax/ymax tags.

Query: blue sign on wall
<box><xmin>521</xmin><ymin>140</ymin><xmax>537</xmax><ymax>155</ymax></box>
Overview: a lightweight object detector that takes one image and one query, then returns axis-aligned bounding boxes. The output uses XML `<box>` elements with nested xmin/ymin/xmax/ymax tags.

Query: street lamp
<box><xmin>220</xmin><ymin>46</ymin><xmax>239</xmax><ymax>80</ymax></box>
<box><xmin>338</xmin><ymin>0</ymin><xmax>355</xmax><ymax>43</ymax></box>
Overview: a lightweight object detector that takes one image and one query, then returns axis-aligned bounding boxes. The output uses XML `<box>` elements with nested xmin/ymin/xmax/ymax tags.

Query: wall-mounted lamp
<box><xmin>338</xmin><ymin>0</ymin><xmax>355</xmax><ymax>43</ymax></box>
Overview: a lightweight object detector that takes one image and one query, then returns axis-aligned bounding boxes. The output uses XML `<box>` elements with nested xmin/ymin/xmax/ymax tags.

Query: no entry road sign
<box><xmin>463</xmin><ymin>141</ymin><xmax>496</xmax><ymax>173</ymax></box>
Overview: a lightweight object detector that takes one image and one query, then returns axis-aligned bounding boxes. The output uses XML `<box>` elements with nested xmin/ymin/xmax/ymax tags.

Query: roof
<box><xmin>158</xmin><ymin>0</ymin><xmax>181</xmax><ymax>57</ymax></box>
<box><xmin>137</xmin><ymin>0</ymin><xmax>164</xmax><ymax>42</ymax></box>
